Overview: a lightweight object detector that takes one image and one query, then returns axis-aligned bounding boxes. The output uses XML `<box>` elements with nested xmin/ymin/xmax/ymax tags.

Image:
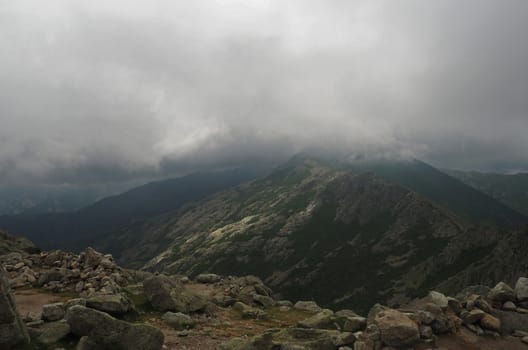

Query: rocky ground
<box><xmin>2</xmin><ymin>245</ymin><xmax>528</xmax><ymax>349</ymax></box>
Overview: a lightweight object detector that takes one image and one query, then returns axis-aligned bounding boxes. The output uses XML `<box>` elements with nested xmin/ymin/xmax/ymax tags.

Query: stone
<box><xmin>84</xmin><ymin>247</ymin><xmax>103</xmax><ymax>268</ymax></box>
<box><xmin>343</xmin><ymin>316</ymin><xmax>367</xmax><ymax>332</ymax></box>
<box><xmin>0</xmin><ymin>265</ymin><xmax>30</xmax><ymax>349</ymax></box>
<box><xmin>516</xmin><ymin>277</ymin><xmax>528</xmax><ymax>302</ymax></box>
<box><xmin>298</xmin><ymin>309</ymin><xmax>335</xmax><ymax>329</ymax></box>
<box><xmin>161</xmin><ymin>312</ymin><xmax>195</xmax><ymax>329</ymax></box>
<box><xmin>86</xmin><ymin>294</ymin><xmax>132</xmax><ymax>315</ymax></box>
<box><xmin>419</xmin><ymin>325</ymin><xmax>433</xmax><ymax>339</ymax></box>
<box><xmin>522</xmin><ymin>336</ymin><xmax>528</xmax><ymax>345</ymax></box>
<box><xmin>461</xmin><ymin>309</ymin><xmax>485</xmax><ymax>324</ymax></box>
<box><xmin>447</xmin><ymin>297</ymin><xmax>462</xmax><ymax>314</ymax></box>
<box><xmin>513</xmin><ymin>330</ymin><xmax>528</xmax><ymax>337</ymax></box>
<box><xmin>374</xmin><ymin>308</ymin><xmax>419</xmax><ymax>347</ymax></box>
<box><xmin>252</xmin><ymin>293</ymin><xmax>275</xmax><ymax>308</ymax></box>
<box><xmin>294</xmin><ymin>301</ymin><xmax>323</xmax><ymax>313</ymax></box>
<box><xmin>195</xmin><ymin>273</ymin><xmax>221</xmax><ymax>284</ymax></box>
<box><xmin>490</xmin><ymin>309</ymin><xmax>528</xmax><ymax>334</ymax></box>
<box><xmin>143</xmin><ymin>275</ymin><xmax>207</xmax><ymax>313</ymax></box>
<box><xmin>479</xmin><ymin>313</ymin><xmax>501</xmax><ymax>332</ymax></box>
<box><xmin>429</xmin><ymin>291</ymin><xmax>448</xmax><ymax>309</ymax></box>
<box><xmin>488</xmin><ymin>282</ymin><xmax>516</xmax><ymax>303</ymax></box>
<box><xmin>37</xmin><ymin>321</ymin><xmax>71</xmax><ymax>345</ymax></box>
<box><xmin>335</xmin><ymin>310</ymin><xmax>359</xmax><ymax>318</ymax></box>
<box><xmin>277</xmin><ymin>300</ymin><xmax>293</xmax><ymax>307</ymax></box>
<box><xmin>42</xmin><ymin>303</ymin><xmax>65</xmax><ymax>322</ymax></box>
<box><xmin>503</xmin><ymin>301</ymin><xmax>517</xmax><ymax>311</ymax></box>
<box><xmin>233</xmin><ymin>302</ymin><xmax>268</xmax><ymax>320</ymax></box>
<box><xmin>65</xmin><ymin>305</ymin><xmax>164</xmax><ymax>350</ymax></box>
<box><xmin>65</xmin><ymin>298</ymin><xmax>86</xmax><ymax>310</ymax></box>
<box><xmin>37</xmin><ymin>269</ymin><xmax>65</xmax><ymax>286</ymax></box>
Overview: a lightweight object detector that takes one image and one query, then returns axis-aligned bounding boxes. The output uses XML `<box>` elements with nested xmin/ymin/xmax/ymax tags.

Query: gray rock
<box><xmin>374</xmin><ymin>308</ymin><xmax>420</xmax><ymax>347</ymax></box>
<box><xmin>65</xmin><ymin>305</ymin><xmax>164</xmax><ymax>350</ymax></box>
<box><xmin>491</xmin><ymin>309</ymin><xmax>528</xmax><ymax>334</ymax></box>
<box><xmin>419</xmin><ymin>325</ymin><xmax>433</xmax><ymax>339</ymax></box>
<box><xmin>342</xmin><ymin>316</ymin><xmax>366</xmax><ymax>332</ymax></box>
<box><xmin>488</xmin><ymin>282</ymin><xmax>515</xmax><ymax>303</ymax></box>
<box><xmin>37</xmin><ymin>321</ymin><xmax>71</xmax><ymax>345</ymax></box>
<box><xmin>277</xmin><ymin>300</ymin><xmax>293</xmax><ymax>307</ymax></box>
<box><xmin>42</xmin><ymin>303</ymin><xmax>65</xmax><ymax>322</ymax></box>
<box><xmin>503</xmin><ymin>301</ymin><xmax>517</xmax><ymax>311</ymax></box>
<box><xmin>298</xmin><ymin>309</ymin><xmax>335</xmax><ymax>329</ymax></box>
<box><xmin>143</xmin><ymin>275</ymin><xmax>207</xmax><ymax>313</ymax></box>
<box><xmin>195</xmin><ymin>273</ymin><xmax>221</xmax><ymax>284</ymax></box>
<box><xmin>233</xmin><ymin>301</ymin><xmax>268</xmax><ymax>320</ymax></box>
<box><xmin>0</xmin><ymin>265</ymin><xmax>30</xmax><ymax>349</ymax></box>
<box><xmin>294</xmin><ymin>301</ymin><xmax>322</xmax><ymax>313</ymax></box>
<box><xmin>516</xmin><ymin>277</ymin><xmax>528</xmax><ymax>302</ymax></box>
<box><xmin>429</xmin><ymin>291</ymin><xmax>448</xmax><ymax>309</ymax></box>
<box><xmin>252</xmin><ymin>294</ymin><xmax>275</xmax><ymax>308</ymax></box>
<box><xmin>86</xmin><ymin>294</ymin><xmax>132</xmax><ymax>315</ymax></box>
<box><xmin>161</xmin><ymin>312</ymin><xmax>195</xmax><ymax>329</ymax></box>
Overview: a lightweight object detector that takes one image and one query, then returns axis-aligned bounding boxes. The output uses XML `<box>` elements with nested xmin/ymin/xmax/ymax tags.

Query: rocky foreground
<box><xmin>2</xmin><ymin>246</ymin><xmax>528</xmax><ymax>349</ymax></box>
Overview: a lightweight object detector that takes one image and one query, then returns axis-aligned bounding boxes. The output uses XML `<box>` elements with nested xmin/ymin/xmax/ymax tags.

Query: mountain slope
<box><xmin>341</xmin><ymin>159</ymin><xmax>528</xmax><ymax>228</ymax></box>
<box><xmin>97</xmin><ymin>158</ymin><xmax>504</xmax><ymax>313</ymax></box>
<box><xmin>0</xmin><ymin>166</ymin><xmax>268</xmax><ymax>250</ymax></box>
<box><xmin>444</xmin><ymin>169</ymin><xmax>528</xmax><ymax>217</ymax></box>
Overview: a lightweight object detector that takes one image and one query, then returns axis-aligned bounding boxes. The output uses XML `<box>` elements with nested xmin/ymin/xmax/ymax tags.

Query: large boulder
<box><xmin>516</xmin><ymin>277</ymin><xmax>528</xmax><ymax>302</ymax></box>
<box><xmin>373</xmin><ymin>308</ymin><xmax>420</xmax><ymax>347</ymax></box>
<box><xmin>293</xmin><ymin>301</ymin><xmax>322</xmax><ymax>313</ymax></box>
<box><xmin>65</xmin><ymin>305</ymin><xmax>164</xmax><ymax>350</ymax></box>
<box><xmin>0</xmin><ymin>265</ymin><xmax>30</xmax><ymax>349</ymax></box>
<box><xmin>298</xmin><ymin>309</ymin><xmax>335</xmax><ymax>329</ymax></box>
<box><xmin>42</xmin><ymin>302</ymin><xmax>65</xmax><ymax>321</ymax></box>
<box><xmin>86</xmin><ymin>294</ymin><xmax>133</xmax><ymax>315</ymax></box>
<box><xmin>143</xmin><ymin>275</ymin><xmax>207</xmax><ymax>313</ymax></box>
<box><xmin>488</xmin><ymin>282</ymin><xmax>516</xmax><ymax>303</ymax></box>
<box><xmin>37</xmin><ymin>321</ymin><xmax>71</xmax><ymax>345</ymax></box>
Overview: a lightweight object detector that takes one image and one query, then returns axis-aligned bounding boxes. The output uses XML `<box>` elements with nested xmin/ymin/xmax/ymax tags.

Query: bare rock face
<box><xmin>0</xmin><ymin>265</ymin><xmax>30</xmax><ymax>349</ymax></box>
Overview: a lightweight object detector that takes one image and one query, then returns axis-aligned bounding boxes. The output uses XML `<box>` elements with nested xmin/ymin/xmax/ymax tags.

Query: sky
<box><xmin>1</xmin><ymin>0</ymin><xmax>528</xmax><ymax>185</ymax></box>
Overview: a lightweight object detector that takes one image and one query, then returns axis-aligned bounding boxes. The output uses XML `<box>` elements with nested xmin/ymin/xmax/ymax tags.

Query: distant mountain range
<box><xmin>0</xmin><ymin>166</ymin><xmax>270</xmax><ymax>250</ymax></box>
<box><xmin>2</xmin><ymin>155</ymin><xmax>528</xmax><ymax>313</ymax></box>
<box><xmin>444</xmin><ymin>169</ymin><xmax>528</xmax><ymax>217</ymax></box>
<box><xmin>86</xmin><ymin>156</ymin><xmax>528</xmax><ymax>312</ymax></box>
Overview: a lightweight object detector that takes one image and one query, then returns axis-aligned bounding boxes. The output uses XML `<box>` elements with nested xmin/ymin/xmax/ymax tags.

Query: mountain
<box><xmin>0</xmin><ymin>184</ymin><xmax>116</xmax><ymax>215</ymax></box>
<box><xmin>339</xmin><ymin>159</ymin><xmax>528</xmax><ymax>227</ymax></box>
<box><xmin>444</xmin><ymin>169</ymin><xmax>528</xmax><ymax>217</ymax></box>
<box><xmin>92</xmin><ymin>157</ymin><xmax>510</xmax><ymax>313</ymax></box>
<box><xmin>0</xmin><ymin>166</ymin><xmax>269</xmax><ymax>250</ymax></box>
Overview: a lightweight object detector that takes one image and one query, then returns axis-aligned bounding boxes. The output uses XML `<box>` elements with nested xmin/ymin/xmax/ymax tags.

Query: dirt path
<box><xmin>14</xmin><ymin>288</ymin><xmax>71</xmax><ymax>319</ymax></box>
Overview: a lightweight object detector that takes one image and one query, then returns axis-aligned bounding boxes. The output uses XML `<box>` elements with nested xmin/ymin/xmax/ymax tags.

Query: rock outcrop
<box><xmin>0</xmin><ymin>265</ymin><xmax>30</xmax><ymax>349</ymax></box>
<box><xmin>65</xmin><ymin>305</ymin><xmax>164</xmax><ymax>350</ymax></box>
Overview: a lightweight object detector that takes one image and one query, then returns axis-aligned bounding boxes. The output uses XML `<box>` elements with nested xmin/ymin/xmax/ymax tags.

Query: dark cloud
<box><xmin>1</xmin><ymin>0</ymin><xmax>527</xmax><ymax>185</ymax></box>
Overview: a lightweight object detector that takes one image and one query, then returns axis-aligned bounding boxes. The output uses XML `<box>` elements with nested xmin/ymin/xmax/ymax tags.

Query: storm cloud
<box><xmin>1</xmin><ymin>0</ymin><xmax>528</xmax><ymax>185</ymax></box>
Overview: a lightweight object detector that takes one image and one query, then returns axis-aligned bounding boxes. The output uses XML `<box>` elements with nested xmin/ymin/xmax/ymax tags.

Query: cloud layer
<box><xmin>1</xmin><ymin>0</ymin><xmax>528</xmax><ymax>184</ymax></box>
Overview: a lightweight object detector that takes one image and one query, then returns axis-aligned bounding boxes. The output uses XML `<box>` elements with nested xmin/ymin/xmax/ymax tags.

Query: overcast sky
<box><xmin>1</xmin><ymin>0</ymin><xmax>528</xmax><ymax>185</ymax></box>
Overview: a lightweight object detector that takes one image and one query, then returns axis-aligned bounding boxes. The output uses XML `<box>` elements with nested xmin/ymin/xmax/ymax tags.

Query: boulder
<box><xmin>84</xmin><ymin>247</ymin><xmax>103</xmax><ymax>268</ymax></box>
<box><xmin>503</xmin><ymin>301</ymin><xmax>517</xmax><ymax>311</ymax></box>
<box><xmin>143</xmin><ymin>275</ymin><xmax>207</xmax><ymax>313</ymax></box>
<box><xmin>374</xmin><ymin>308</ymin><xmax>419</xmax><ymax>347</ymax></box>
<box><xmin>294</xmin><ymin>301</ymin><xmax>322</xmax><ymax>313</ymax></box>
<box><xmin>42</xmin><ymin>303</ymin><xmax>65</xmax><ymax>322</ymax></box>
<box><xmin>195</xmin><ymin>274</ymin><xmax>221</xmax><ymax>284</ymax></box>
<box><xmin>461</xmin><ymin>309</ymin><xmax>485</xmax><ymax>324</ymax></box>
<box><xmin>37</xmin><ymin>321</ymin><xmax>71</xmax><ymax>345</ymax></box>
<box><xmin>86</xmin><ymin>294</ymin><xmax>132</xmax><ymax>315</ymax></box>
<box><xmin>298</xmin><ymin>309</ymin><xmax>335</xmax><ymax>329</ymax></box>
<box><xmin>516</xmin><ymin>277</ymin><xmax>528</xmax><ymax>302</ymax></box>
<box><xmin>252</xmin><ymin>294</ymin><xmax>275</xmax><ymax>308</ymax></box>
<box><xmin>342</xmin><ymin>316</ymin><xmax>366</xmax><ymax>332</ymax></box>
<box><xmin>488</xmin><ymin>282</ymin><xmax>515</xmax><ymax>303</ymax></box>
<box><xmin>0</xmin><ymin>266</ymin><xmax>30</xmax><ymax>349</ymax></box>
<box><xmin>161</xmin><ymin>312</ymin><xmax>195</xmax><ymax>329</ymax></box>
<box><xmin>429</xmin><ymin>291</ymin><xmax>448</xmax><ymax>309</ymax></box>
<box><xmin>479</xmin><ymin>313</ymin><xmax>501</xmax><ymax>332</ymax></box>
<box><xmin>233</xmin><ymin>301</ymin><xmax>268</xmax><ymax>319</ymax></box>
<box><xmin>491</xmin><ymin>309</ymin><xmax>528</xmax><ymax>334</ymax></box>
<box><xmin>65</xmin><ymin>305</ymin><xmax>164</xmax><ymax>350</ymax></box>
